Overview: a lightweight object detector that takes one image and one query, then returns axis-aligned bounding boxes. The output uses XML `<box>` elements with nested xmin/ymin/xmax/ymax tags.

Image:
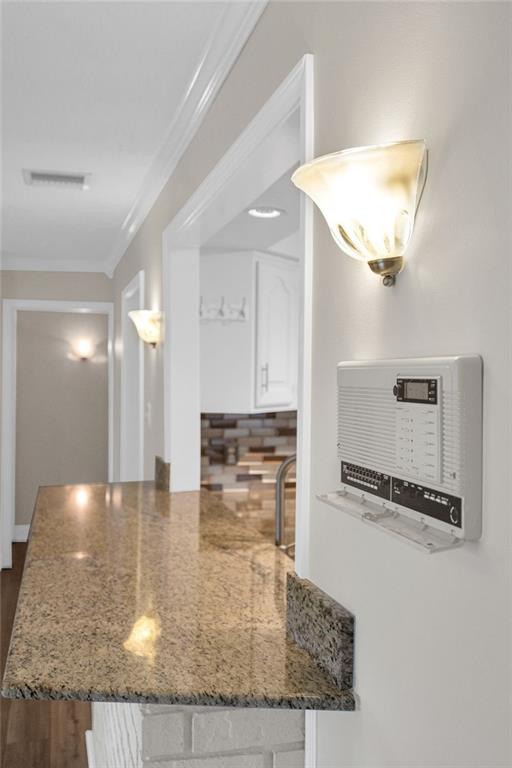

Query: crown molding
<box><xmin>105</xmin><ymin>0</ymin><xmax>268</xmax><ymax>278</ymax></box>
<box><xmin>166</xmin><ymin>56</ymin><xmax>311</xmax><ymax>247</ymax></box>
<box><xmin>0</xmin><ymin>255</ymin><xmax>111</xmax><ymax>274</ymax></box>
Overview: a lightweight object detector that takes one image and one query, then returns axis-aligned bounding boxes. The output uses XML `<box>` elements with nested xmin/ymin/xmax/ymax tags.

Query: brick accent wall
<box><xmin>201</xmin><ymin>412</ymin><xmax>297</xmax><ymax>491</ymax></box>
<box><xmin>91</xmin><ymin>703</ymin><xmax>305</xmax><ymax>767</ymax></box>
<box><xmin>141</xmin><ymin>705</ymin><xmax>305</xmax><ymax>767</ymax></box>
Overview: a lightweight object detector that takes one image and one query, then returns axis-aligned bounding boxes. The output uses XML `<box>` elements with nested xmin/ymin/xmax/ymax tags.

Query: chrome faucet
<box><xmin>275</xmin><ymin>453</ymin><xmax>296</xmax><ymax>554</ymax></box>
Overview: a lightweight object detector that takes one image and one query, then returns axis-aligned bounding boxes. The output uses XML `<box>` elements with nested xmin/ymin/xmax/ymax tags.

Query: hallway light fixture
<box><xmin>291</xmin><ymin>139</ymin><xmax>428</xmax><ymax>286</ymax></box>
<box><xmin>74</xmin><ymin>339</ymin><xmax>95</xmax><ymax>360</ymax></box>
<box><xmin>129</xmin><ymin>310</ymin><xmax>163</xmax><ymax>348</ymax></box>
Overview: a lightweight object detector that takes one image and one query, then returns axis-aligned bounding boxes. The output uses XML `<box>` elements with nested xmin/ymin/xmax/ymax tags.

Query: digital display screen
<box><xmin>404</xmin><ymin>381</ymin><xmax>429</xmax><ymax>401</ymax></box>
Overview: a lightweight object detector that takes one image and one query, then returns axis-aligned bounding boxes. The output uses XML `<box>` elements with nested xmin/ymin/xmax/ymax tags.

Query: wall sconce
<box><xmin>128</xmin><ymin>310</ymin><xmax>163</xmax><ymax>348</ymax></box>
<box><xmin>292</xmin><ymin>139</ymin><xmax>428</xmax><ymax>286</ymax></box>
<box><xmin>73</xmin><ymin>339</ymin><xmax>95</xmax><ymax>360</ymax></box>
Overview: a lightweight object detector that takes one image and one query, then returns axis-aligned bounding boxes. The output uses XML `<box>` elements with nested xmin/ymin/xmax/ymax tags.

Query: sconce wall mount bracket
<box><xmin>368</xmin><ymin>256</ymin><xmax>404</xmax><ymax>286</ymax></box>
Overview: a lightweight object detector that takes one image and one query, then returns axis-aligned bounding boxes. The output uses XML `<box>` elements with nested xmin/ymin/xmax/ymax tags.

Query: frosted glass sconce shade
<box><xmin>74</xmin><ymin>339</ymin><xmax>94</xmax><ymax>360</ymax></box>
<box><xmin>292</xmin><ymin>140</ymin><xmax>428</xmax><ymax>285</ymax></box>
<box><xmin>128</xmin><ymin>310</ymin><xmax>163</xmax><ymax>347</ymax></box>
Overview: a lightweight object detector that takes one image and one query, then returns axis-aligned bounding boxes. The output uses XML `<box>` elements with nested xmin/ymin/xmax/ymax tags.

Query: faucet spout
<box><xmin>275</xmin><ymin>453</ymin><xmax>296</xmax><ymax>549</ymax></box>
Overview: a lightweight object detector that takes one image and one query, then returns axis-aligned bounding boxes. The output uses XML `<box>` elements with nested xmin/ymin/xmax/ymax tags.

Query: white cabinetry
<box><xmin>254</xmin><ymin>257</ymin><xmax>298</xmax><ymax>409</ymax></box>
<box><xmin>200</xmin><ymin>250</ymin><xmax>299</xmax><ymax>413</ymax></box>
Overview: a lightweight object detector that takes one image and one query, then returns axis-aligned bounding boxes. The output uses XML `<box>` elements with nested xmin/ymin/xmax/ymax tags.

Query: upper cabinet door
<box><xmin>255</xmin><ymin>257</ymin><xmax>299</xmax><ymax>409</ymax></box>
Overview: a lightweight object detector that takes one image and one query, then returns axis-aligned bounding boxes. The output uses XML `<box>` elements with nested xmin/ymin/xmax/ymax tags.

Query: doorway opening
<box><xmin>198</xmin><ymin>161</ymin><xmax>301</xmax><ymax>549</ymax></box>
<box><xmin>0</xmin><ymin>299</ymin><xmax>114</xmax><ymax>569</ymax></box>
<box><xmin>162</xmin><ymin>55</ymin><xmax>314</xmax><ymax>575</ymax></box>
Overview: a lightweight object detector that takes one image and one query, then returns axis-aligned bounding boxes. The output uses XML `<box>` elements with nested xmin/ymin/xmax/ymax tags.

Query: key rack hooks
<box><xmin>200</xmin><ymin>296</ymin><xmax>248</xmax><ymax>322</ymax></box>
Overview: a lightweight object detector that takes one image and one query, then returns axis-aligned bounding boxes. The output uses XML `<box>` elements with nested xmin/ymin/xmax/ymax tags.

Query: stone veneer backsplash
<box><xmin>201</xmin><ymin>412</ymin><xmax>297</xmax><ymax>491</ymax></box>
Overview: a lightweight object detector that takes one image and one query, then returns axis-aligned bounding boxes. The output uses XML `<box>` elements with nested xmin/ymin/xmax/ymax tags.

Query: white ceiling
<box><xmin>1</xmin><ymin>1</ymin><xmax>265</xmax><ymax>274</ymax></box>
<box><xmin>204</xmin><ymin>166</ymin><xmax>300</xmax><ymax>254</ymax></box>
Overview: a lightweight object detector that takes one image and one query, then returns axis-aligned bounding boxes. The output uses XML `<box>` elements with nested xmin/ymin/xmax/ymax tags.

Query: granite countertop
<box><xmin>2</xmin><ymin>482</ymin><xmax>354</xmax><ymax>710</ymax></box>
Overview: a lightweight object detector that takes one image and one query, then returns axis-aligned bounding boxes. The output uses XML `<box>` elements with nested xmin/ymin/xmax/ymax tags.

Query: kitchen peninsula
<box><xmin>2</xmin><ymin>482</ymin><xmax>354</xmax><ymax>711</ymax></box>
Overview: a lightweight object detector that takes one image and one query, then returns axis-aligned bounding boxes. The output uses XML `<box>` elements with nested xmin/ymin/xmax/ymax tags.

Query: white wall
<box><xmin>200</xmin><ymin>251</ymin><xmax>254</xmax><ymax>413</ymax></box>
<box><xmin>112</xmin><ymin>3</ymin><xmax>512</xmax><ymax>766</ymax></box>
<box><xmin>271</xmin><ymin>230</ymin><xmax>301</xmax><ymax>260</ymax></box>
<box><xmin>305</xmin><ymin>5</ymin><xmax>512</xmax><ymax>766</ymax></box>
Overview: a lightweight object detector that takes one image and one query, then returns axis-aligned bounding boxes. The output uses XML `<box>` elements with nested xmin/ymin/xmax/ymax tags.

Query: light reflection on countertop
<box><xmin>123</xmin><ymin>613</ymin><xmax>161</xmax><ymax>664</ymax></box>
<box><xmin>1</xmin><ymin>482</ymin><xmax>354</xmax><ymax>710</ymax></box>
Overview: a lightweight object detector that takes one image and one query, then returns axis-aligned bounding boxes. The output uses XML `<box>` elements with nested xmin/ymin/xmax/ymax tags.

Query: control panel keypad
<box><xmin>395</xmin><ymin>404</ymin><xmax>440</xmax><ymax>483</ymax></box>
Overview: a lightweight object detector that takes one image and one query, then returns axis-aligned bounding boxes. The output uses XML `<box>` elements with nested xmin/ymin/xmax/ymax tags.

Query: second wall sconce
<box><xmin>73</xmin><ymin>339</ymin><xmax>95</xmax><ymax>361</ymax></box>
<box><xmin>292</xmin><ymin>139</ymin><xmax>428</xmax><ymax>286</ymax></box>
<box><xmin>129</xmin><ymin>310</ymin><xmax>163</xmax><ymax>348</ymax></box>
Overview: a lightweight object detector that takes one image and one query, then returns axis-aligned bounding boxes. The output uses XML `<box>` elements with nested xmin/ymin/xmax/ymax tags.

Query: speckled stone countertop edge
<box><xmin>1</xmin><ymin>683</ymin><xmax>355</xmax><ymax>711</ymax></box>
<box><xmin>286</xmin><ymin>573</ymin><xmax>355</xmax><ymax>692</ymax></box>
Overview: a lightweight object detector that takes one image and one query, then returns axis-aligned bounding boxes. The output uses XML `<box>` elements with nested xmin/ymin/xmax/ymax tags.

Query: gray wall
<box><xmin>0</xmin><ymin>270</ymin><xmax>113</xmax><ymax>522</ymax></box>
<box><xmin>1</xmin><ymin>270</ymin><xmax>113</xmax><ymax>302</ymax></box>
<box><xmin>15</xmin><ymin>311</ymin><xmax>108</xmax><ymax>524</ymax></box>
<box><xmin>111</xmin><ymin>3</ymin><xmax>512</xmax><ymax>766</ymax></box>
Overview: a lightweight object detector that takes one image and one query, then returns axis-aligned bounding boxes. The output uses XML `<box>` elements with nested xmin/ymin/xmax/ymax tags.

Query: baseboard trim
<box><xmin>13</xmin><ymin>524</ymin><xmax>29</xmax><ymax>542</ymax></box>
<box><xmin>85</xmin><ymin>730</ymin><xmax>96</xmax><ymax>768</ymax></box>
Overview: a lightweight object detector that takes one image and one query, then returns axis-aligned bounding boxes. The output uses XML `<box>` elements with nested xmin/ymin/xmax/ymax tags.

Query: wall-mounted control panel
<box><xmin>337</xmin><ymin>356</ymin><xmax>483</xmax><ymax>541</ymax></box>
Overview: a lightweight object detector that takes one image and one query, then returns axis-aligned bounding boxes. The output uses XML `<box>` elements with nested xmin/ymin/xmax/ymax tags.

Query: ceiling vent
<box><xmin>22</xmin><ymin>169</ymin><xmax>90</xmax><ymax>190</ymax></box>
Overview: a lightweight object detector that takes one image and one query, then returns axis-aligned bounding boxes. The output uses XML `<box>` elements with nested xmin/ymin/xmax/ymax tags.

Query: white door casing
<box><xmin>163</xmin><ymin>247</ymin><xmax>201</xmax><ymax>493</ymax></box>
<box><xmin>120</xmin><ymin>271</ymin><xmax>145</xmax><ymax>481</ymax></box>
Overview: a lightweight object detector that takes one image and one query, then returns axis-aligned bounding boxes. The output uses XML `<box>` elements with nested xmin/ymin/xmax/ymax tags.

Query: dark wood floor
<box><xmin>1</xmin><ymin>544</ymin><xmax>91</xmax><ymax>768</ymax></box>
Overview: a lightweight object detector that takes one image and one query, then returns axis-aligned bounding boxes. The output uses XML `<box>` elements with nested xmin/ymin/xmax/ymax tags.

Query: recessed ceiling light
<box><xmin>247</xmin><ymin>206</ymin><xmax>283</xmax><ymax>219</ymax></box>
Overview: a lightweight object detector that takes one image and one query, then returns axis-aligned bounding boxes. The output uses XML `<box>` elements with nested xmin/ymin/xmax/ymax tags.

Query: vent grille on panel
<box><xmin>22</xmin><ymin>169</ymin><xmax>90</xmax><ymax>190</ymax></box>
<box><xmin>338</xmin><ymin>386</ymin><xmax>396</xmax><ymax>473</ymax></box>
<box><xmin>337</xmin><ymin>384</ymin><xmax>462</xmax><ymax>493</ymax></box>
